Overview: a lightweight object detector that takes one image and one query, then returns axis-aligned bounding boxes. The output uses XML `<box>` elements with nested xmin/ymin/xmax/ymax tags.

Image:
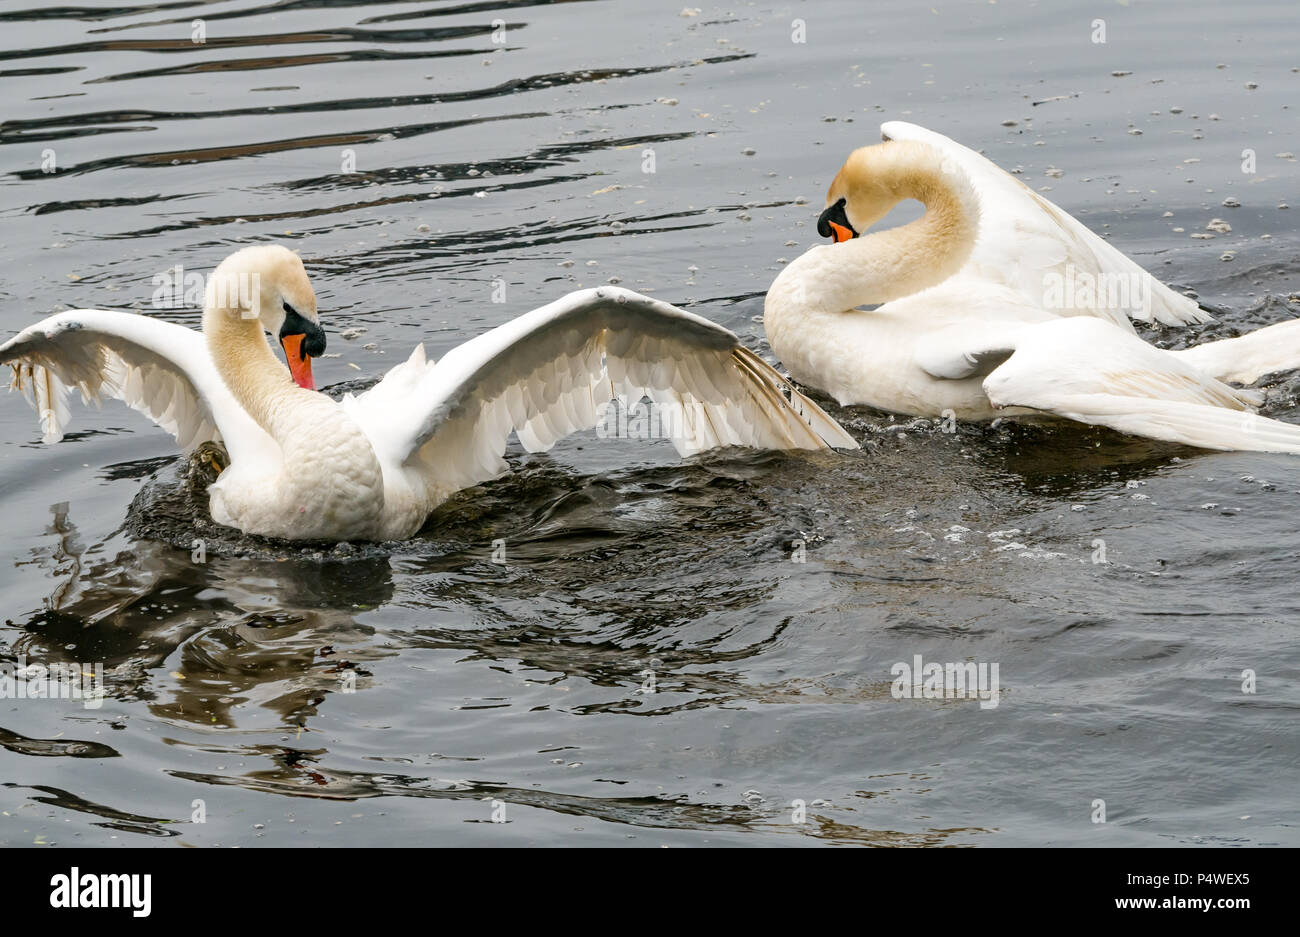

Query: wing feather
<box><xmin>881</xmin><ymin>120</ymin><xmax>1209</xmax><ymax>329</ymax></box>
<box><xmin>0</xmin><ymin>309</ymin><xmax>264</xmax><ymax>459</ymax></box>
<box><xmin>345</xmin><ymin>287</ymin><xmax>857</xmax><ymax>500</ymax></box>
<box><xmin>971</xmin><ymin>317</ymin><xmax>1300</xmax><ymax>452</ymax></box>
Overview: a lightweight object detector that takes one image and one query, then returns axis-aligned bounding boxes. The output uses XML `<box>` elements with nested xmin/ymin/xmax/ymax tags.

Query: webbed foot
<box><xmin>187</xmin><ymin>440</ymin><xmax>230</xmax><ymax>490</ymax></box>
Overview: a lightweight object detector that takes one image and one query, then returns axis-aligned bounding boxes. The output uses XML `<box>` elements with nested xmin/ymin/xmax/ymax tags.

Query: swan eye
<box><xmin>283</xmin><ymin>300</ymin><xmax>297</xmax><ymax>317</ymax></box>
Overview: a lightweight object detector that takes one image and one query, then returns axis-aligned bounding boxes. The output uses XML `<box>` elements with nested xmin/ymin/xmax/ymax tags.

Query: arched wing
<box><xmin>0</xmin><ymin>309</ymin><xmax>254</xmax><ymax>455</ymax></box>
<box><xmin>344</xmin><ymin>287</ymin><xmax>858</xmax><ymax>496</ymax></box>
<box><xmin>881</xmin><ymin>121</ymin><xmax>1209</xmax><ymax>330</ymax></box>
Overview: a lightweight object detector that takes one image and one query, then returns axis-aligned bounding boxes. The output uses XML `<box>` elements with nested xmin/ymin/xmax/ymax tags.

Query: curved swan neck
<box><xmin>771</xmin><ymin>141</ymin><xmax>980</xmax><ymax>314</ymax></box>
<box><xmin>202</xmin><ymin>302</ymin><xmax>307</xmax><ymax>440</ymax></box>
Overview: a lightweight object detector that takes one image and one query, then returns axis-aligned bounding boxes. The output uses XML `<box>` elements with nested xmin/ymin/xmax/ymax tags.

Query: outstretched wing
<box><xmin>919</xmin><ymin>316</ymin><xmax>1300</xmax><ymax>453</ymax></box>
<box><xmin>344</xmin><ymin>287</ymin><xmax>858</xmax><ymax>496</ymax></box>
<box><xmin>881</xmin><ymin>120</ymin><xmax>1209</xmax><ymax>330</ymax></box>
<box><xmin>0</xmin><ymin>309</ymin><xmax>261</xmax><ymax>457</ymax></box>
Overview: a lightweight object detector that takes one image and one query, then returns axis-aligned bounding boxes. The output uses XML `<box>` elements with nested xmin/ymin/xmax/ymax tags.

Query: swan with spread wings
<box><xmin>1</xmin><ymin>245</ymin><xmax>857</xmax><ymax>541</ymax></box>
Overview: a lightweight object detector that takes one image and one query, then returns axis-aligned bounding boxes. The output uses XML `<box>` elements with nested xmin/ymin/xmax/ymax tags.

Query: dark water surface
<box><xmin>1</xmin><ymin>0</ymin><xmax>1297</xmax><ymax>846</ymax></box>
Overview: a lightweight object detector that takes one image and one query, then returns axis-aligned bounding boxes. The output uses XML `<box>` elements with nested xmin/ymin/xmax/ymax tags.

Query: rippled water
<box><xmin>1</xmin><ymin>0</ymin><xmax>1297</xmax><ymax>847</ymax></box>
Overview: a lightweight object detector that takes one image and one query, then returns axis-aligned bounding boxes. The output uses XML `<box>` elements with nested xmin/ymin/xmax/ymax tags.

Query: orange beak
<box><xmin>280</xmin><ymin>333</ymin><xmax>315</xmax><ymax>390</ymax></box>
<box><xmin>829</xmin><ymin>221</ymin><xmax>854</xmax><ymax>243</ymax></box>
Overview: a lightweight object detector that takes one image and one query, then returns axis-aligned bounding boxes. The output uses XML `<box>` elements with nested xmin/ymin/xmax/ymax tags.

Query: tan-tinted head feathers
<box><xmin>825</xmin><ymin>140</ymin><xmax>955</xmax><ymax>235</ymax></box>
<box><xmin>205</xmin><ymin>244</ymin><xmax>317</xmax><ymax>333</ymax></box>
<box><xmin>203</xmin><ymin>244</ymin><xmax>324</xmax><ymax>391</ymax></box>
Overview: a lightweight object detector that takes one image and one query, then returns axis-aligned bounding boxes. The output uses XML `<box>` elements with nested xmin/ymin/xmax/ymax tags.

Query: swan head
<box><xmin>818</xmin><ymin>142</ymin><xmax>915</xmax><ymax>243</ymax></box>
<box><xmin>206</xmin><ymin>244</ymin><xmax>326</xmax><ymax>390</ymax></box>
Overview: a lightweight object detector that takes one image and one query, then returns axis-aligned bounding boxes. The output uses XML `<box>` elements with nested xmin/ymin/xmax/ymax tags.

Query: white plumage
<box><xmin>2</xmin><ymin>246</ymin><xmax>857</xmax><ymax>542</ymax></box>
<box><xmin>880</xmin><ymin>120</ymin><xmax>1211</xmax><ymax>330</ymax></box>
<box><xmin>765</xmin><ymin>122</ymin><xmax>1300</xmax><ymax>454</ymax></box>
<box><xmin>6</xmin><ymin>311</ymin><xmax>232</xmax><ymax>450</ymax></box>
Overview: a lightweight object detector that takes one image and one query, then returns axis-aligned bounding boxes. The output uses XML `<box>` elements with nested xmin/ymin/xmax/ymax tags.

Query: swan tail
<box><xmin>1168</xmin><ymin>318</ymin><xmax>1300</xmax><ymax>386</ymax></box>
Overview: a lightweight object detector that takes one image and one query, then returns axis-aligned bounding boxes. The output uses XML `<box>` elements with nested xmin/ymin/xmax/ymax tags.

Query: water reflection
<box><xmin>5</xmin><ymin>452</ymin><xmax>988</xmax><ymax>842</ymax></box>
<box><xmin>13</xmin><ymin>493</ymin><xmax>396</xmax><ymax>729</ymax></box>
<box><xmin>4</xmin><ymin>783</ymin><xmax>179</xmax><ymax>837</ymax></box>
<box><xmin>167</xmin><ymin>749</ymin><xmax>988</xmax><ymax>845</ymax></box>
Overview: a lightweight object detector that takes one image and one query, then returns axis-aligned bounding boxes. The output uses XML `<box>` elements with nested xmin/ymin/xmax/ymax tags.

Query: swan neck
<box><xmin>774</xmin><ymin>148</ymin><xmax>979</xmax><ymax>316</ymax></box>
<box><xmin>202</xmin><ymin>302</ymin><xmax>322</xmax><ymax>450</ymax></box>
<box><xmin>869</xmin><ymin>163</ymin><xmax>979</xmax><ymax>301</ymax></box>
